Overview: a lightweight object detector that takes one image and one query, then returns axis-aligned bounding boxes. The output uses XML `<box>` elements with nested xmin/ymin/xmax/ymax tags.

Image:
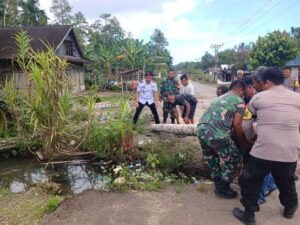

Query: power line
<box><xmin>225</xmin><ymin>0</ymin><xmax>299</xmax><ymax>46</ymax></box>
<box><xmin>225</xmin><ymin>0</ymin><xmax>277</xmax><ymax>39</ymax></box>
<box><xmin>223</xmin><ymin>0</ymin><xmax>286</xmax><ymax>44</ymax></box>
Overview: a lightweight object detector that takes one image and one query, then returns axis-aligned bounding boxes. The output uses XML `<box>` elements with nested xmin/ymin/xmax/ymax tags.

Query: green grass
<box><xmin>0</xmin><ymin>189</ymin><xmax>63</xmax><ymax>225</ymax></box>
<box><xmin>43</xmin><ymin>196</ymin><xmax>60</xmax><ymax>213</ymax></box>
<box><xmin>0</xmin><ymin>187</ymin><xmax>10</xmax><ymax>197</ymax></box>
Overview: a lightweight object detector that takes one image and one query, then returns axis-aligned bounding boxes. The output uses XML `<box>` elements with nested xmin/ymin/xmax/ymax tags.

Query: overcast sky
<box><xmin>40</xmin><ymin>0</ymin><xmax>300</xmax><ymax>64</ymax></box>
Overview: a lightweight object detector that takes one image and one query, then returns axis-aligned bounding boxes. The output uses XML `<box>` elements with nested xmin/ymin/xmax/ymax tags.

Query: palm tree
<box><xmin>87</xmin><ymin>43</ymin><xmax>121</xmax><ymax>80</ymax></box>
<box><xmin>121</xmin><ymin>38</ymin><xmax>145</xmax><ymax>70</ymax></box>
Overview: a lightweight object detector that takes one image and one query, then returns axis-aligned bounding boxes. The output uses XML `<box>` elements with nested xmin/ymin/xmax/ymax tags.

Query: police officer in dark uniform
<box><xmin>159</xmin><ymin>69</ymin><xmax>179</xmax><ymax>124</ymax></box>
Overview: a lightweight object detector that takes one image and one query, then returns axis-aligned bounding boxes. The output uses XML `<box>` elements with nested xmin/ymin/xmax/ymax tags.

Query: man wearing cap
<box><xmin>233</xmin><ymin>67</ymin><xmax>300</xmax><ymax>225</ymax></box>
<box><xmin>133</xmin><ymin>72</ymin><xmax>160</xmax><ymax>124</ymax></box>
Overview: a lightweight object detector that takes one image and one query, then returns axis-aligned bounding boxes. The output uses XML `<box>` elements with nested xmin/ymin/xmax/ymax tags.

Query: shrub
<box><xmin>44</xmin><ymin>196</ymin><xmax>60</xmax><ymax>213</ymax></box>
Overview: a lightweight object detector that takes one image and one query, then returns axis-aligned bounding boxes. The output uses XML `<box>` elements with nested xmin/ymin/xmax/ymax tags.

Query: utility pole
<box><xmin>210</xmin><ymin>43</ymin><xmax>223</xmax><ymax>81</ymax></box>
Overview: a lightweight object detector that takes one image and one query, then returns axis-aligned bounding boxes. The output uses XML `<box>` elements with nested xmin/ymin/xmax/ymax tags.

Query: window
<box><xmin>64</xmin><ymin>41</ymin><xmax>74</xmax><ymax>56</ymax></box>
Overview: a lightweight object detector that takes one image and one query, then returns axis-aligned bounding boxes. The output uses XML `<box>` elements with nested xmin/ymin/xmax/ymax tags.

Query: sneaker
<box><xmin>233</xmin><ymin>207</ymin><xmax>256</xmax><ymax>225</ymax></box>
<box><xmin>283</xmin><ymin>205</ymin><xmax>298</xmax><ymax>219</ymax></box>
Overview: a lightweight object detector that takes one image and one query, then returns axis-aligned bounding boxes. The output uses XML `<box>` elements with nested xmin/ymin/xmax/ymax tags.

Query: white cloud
<box><xmin>39</xmin><ymin>0</ymin><xmax>231</xmax><ymax>64</ymax></box>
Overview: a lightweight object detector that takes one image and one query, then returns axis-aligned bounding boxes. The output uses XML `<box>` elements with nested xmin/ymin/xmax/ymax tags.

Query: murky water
<box><xmin>0</xmin><ymin>158</ymin><xmax>113</xmax><ymax>194</ymax></box>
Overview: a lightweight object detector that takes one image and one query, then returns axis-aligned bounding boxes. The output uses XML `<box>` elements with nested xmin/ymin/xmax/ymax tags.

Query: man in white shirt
<box><xmin>133</xmin><ymin>72</ymin><xmax>160</xmax><ymax>124</ymax></box>
<box><xmin>180</xmin><ymin>74</ymin><xmax>194</xmax><ymax>95</ymax></box>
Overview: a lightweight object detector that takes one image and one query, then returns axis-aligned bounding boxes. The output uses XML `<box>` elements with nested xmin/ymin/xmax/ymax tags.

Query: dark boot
<box><xmin>214</xmin><ymin>178</ymin><xmax>237</xmax><ymax>199</ymax></box>
<box><xmin>171</xmin><ymin>118</ymin><xmax>175</xmax><ymax>124</ymax></box>
<box><xmin>283</xmin><ymin>205</ymin><xmax>298</xmax><ymax>219</ymax></box>
<box><xmin>233</xmin><ymin>207</ymin><xmax>256</xmax><ymax>225</ymax></box>
<box><xmin>163</xmin><ymin>118</ymin><xmax>167</xmax><ymax>124</ymax></box>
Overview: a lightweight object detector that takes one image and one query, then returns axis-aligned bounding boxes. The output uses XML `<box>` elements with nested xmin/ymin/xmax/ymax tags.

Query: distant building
<box><xmin>286</xmin><ymin>55</ymin><xmax>300</xmax><ymax>77</ymax></box>
<box><xmin>0</xmin><ymin>25</ymin><xmax>89</xmax><ymax>92</ymax></box>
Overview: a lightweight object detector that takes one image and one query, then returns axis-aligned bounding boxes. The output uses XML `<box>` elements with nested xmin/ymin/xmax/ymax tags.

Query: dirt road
<box><xmin>41</xmin><ymin>181</ymin><xmax>300</xmax><ymax>225</ymax></box>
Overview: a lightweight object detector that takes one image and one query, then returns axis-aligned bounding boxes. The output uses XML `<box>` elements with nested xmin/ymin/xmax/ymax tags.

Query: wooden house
<box><xmin>0</xmin><ymin>25</ymin><xmax>88</xmax><ymax>92</ymax></box>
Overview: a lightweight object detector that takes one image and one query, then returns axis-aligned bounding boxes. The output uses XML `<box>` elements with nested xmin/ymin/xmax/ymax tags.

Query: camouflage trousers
<box><xmin>162</xmin><ymin>102</ymin><xmax>176</xmax><ymax>120</ymax></box>
<box><xmin>198</xmin><ymin>128</ymin><xmax>242</xmax><ymax>182</ymax></box>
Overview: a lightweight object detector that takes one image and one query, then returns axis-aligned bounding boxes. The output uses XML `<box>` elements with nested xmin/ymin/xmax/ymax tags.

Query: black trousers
<box><xmin>133</xmin><ymin>102</ymin><xmax>160</xmax><ymax>124</ymax></box>
<box><xmin>239</xmin><ymin>155</ymin><xmax>298</xmax><ymax>212</ymax></box>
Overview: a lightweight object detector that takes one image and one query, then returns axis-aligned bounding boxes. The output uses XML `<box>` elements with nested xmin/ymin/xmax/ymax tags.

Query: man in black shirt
<box><xmin>167</xmin><ymin>93</ymin><xmax>198</xmax><ymax>124</ymax></box>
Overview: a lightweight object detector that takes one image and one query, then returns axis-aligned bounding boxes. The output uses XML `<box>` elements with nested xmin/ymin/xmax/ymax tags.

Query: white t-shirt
<box><xmin>137</xmin><ymin>80</ymin><xmax>157</xmax><ymax>104</ymax></box>
<box><xmin>180</xmin><ymin>83</ymin><xmax>194</xmax><ymax>95</ymax></box>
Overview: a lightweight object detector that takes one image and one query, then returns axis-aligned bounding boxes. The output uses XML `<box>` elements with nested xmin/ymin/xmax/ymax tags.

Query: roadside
<box><xmin>40</xmin><ymin>181</ymin><xmax>300</xmax><ymax>225</ymax></box>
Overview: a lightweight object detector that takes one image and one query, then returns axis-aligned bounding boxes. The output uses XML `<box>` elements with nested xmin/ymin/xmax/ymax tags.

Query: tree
<box><xmin>291</xmin><ymin>26</ymin><xmax>300</xmax><ymax>47</ymax></box>
<box><xmin>235</xmin><ymin>42</ymin><xmax>251</xmax><ymax>70</ymax></box>
<box><xmin>89</xmin><ymin>14</ymin><xmax>125</xmax><ymax>46</ymax></box>
<box><xmin>248</xmin><ymin>31</ymin><xmax>300</xmax><ymax>68</ymax></box>
<box><xmin>50</xmin><ymin>0</ymin><xmax>73</xmax><ymax>25</ymax></box>
<box><xmin>0</xmin><ymin>0</ymin><xmax>19</xmax><ymax>27</ymax></box>
<box><xmin>200</xmin><ymin>51</ymin><xmax>214</xmax><ymax>70</ymax></box>
<box><xmin>121</xmin><ymin>38</ymin><xmax>145</xmax><ymax>69</ymax></box>
<box><xmin>218</xmin><ymin>49</ymin><xmax>237</xmax><ymax>65</ymax></box>
<box><xmin>145</xmin><ymin>28</ymin><xmax>172</xmax><ymax>75</ymax></box>
<box><xmin>86</xmin><ymin>44</ymin><xmax>121</xmax><ymax>79</ymax></box>
<box><xmin>72</xmin><ymin>11</ymin><xmax>89</xmax><ymax>51</ymax></box>
<box><xmin>20</xmin><ymin>0</ymin><xmax>47</xmax><ymax>26</ymax></box>
<box><xmin>150</xmin><ymin>28</ymin><xmax>168</xmax><ymax>49</ymax></box>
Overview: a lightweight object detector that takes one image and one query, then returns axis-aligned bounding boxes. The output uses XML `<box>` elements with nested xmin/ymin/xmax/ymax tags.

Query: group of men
<box><xmin>133</xmin><ymin>70</ymin><xmax>198</xmax><ymax>125</ymax></box>
<box><xmin>199</xmin><ymin>67</ymin><xmax>300</xmax><ymax>225</ymax></box>
<box><xmin>132</xmin><ymin>67</ymin><xmax>300</xmax><ymax>225</ymax></box>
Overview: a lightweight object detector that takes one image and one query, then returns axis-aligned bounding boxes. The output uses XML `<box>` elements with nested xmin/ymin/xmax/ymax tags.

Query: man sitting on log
<box><xmin>198</xmin><ymin>80</ymin><xmax>251</xmax><ymax>199</ymax></box>
<box><xmin>167</xmin><ymin>93</ymin><xmax>198</xmax><ymax>124</ymax></box>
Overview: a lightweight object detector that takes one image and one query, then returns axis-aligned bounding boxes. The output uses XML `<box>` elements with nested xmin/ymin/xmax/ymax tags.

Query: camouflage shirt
<box><xmin>198</xmin><ymin>92</ymin><xmax>245</xmax><ymax>139</ymax></box>
<box><xmin>160</xmin><ymin>78</ymin><xmax>179</xmax><ymax>100</ymax></box>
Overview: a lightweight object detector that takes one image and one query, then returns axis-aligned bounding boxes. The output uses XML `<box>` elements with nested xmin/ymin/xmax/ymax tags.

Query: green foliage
<box><xmin>146</xmin><ymin>153</ymin><xmax>160</xmax><ymax>169</ymax></box>
<box><xmin>19</xmin><ymin>0</ymin><xmax>48</xmax><ymax>26</ymax></box>
<box><xmin>86</xmin><ymin>98</ymin><xmax>134</xmax><ymax>159</ymax></box>
<box><xmin>248</xmin><ymin>31</ymin><xmax>300</xmax><ymax>68</ymax></box>
<box><xmin>13</xmin><ymin>31</ymin><xmax>76</xmax><ymax>156</ymax></box>
<box><xmin>44</xmin><ymin>196</ymin><xmax>60</xmax><ymax>213</ymax></box>
<box><xmin>158</xmin><ymin>153</ymin><xmax>187</xmax><ymax>171</ymax></box>
<box><xmin>50</xmin><ymin>0</ymin><xmax>73</xmax><ymax>25</ymax></box>
<box><xmin>0</xmin><ymin>187</ymin><xmax>9</xmax><ymax>197</ymax></box>
<box><xmin>200</xmin><ymin>51</ymin><xmax>214</xmax><ymax>70</ymax></box>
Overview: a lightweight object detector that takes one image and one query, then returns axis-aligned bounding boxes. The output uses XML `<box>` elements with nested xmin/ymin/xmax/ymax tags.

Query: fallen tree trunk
<box><xmin>150</xmin><ymin>124</ymin><xmax>198</xmax><ymax>136</ymax></box>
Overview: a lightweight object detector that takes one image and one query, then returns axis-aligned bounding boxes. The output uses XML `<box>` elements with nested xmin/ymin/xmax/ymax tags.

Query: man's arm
<box><xmin>189</xmin><ymin>83</ymin><xmax>195</xmax><ymax>95</ymax></box>
<box><xmin>183</xmin><ymin>102</ymin><xmax>191</xmax><ymax>124</ymax></box>
<box><xmin>233</xmin><ymin>113</ymin><xmax>253</xmax><ymax>151</ymax></box>
<box><xmin>135</xmin><ymin>91</ymin><xmax>140</xmax><ymax>108</ymax></box>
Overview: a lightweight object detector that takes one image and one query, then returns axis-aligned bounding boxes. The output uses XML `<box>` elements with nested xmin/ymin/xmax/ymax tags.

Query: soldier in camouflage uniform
<box><xmin>198</xmin><ymin>80</ymin><xmax>251</xmax><ymax>199</ymax></box>
<box><xmin>159</xmin><ymin>69</ymin><xmax>180</xmax><ymax>124</ymax></box>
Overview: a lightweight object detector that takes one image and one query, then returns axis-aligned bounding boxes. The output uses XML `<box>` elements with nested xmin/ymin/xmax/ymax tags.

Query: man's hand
<box><xmin>135</xmin><ymin>102</ymin><xmax>139</xmax><ymax>108</ymax></box>
<box><xmin>159</xmin><ymin>97</ymin><xmax>162</xmax><ymax>102</ymax></box>
<box><xmin>183</xmin><ymin>117</ymin><xmax>190</xmax><ymax>124</ymax></box>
